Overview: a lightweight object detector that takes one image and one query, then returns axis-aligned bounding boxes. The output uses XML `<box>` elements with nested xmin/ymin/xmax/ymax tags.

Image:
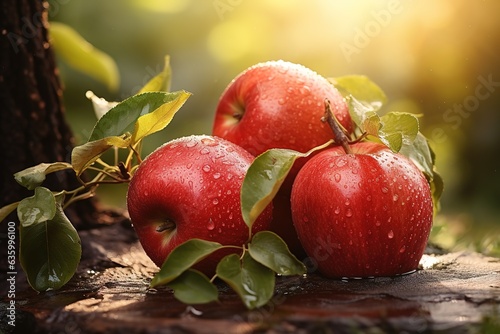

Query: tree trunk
<box><xmin>0</xmin><ymin>0</ymin><xmax>98</xmax><ymax>228</ymax></box>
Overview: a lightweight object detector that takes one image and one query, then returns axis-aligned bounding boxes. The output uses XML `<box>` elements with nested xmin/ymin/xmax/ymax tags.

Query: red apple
<box><xmin>212</xmin><ymin>60</ymin><xmax>353</xmax><ymax>255</ymax></box>
<box><xmin>126</xmin><ymin>135</ymin><xmax>273</xmax><ymax>275</ymax></box>
<box><xmin>290</xmin><ymin>141</ymin><xmax>433</xmax><ymax>278</ymax></box>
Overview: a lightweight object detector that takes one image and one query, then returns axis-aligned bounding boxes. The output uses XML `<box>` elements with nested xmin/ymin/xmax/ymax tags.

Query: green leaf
<box><xmin>167</xmin><ymin>269</ymin><xmax>218</xmax><ymax>304</ymax></box>
<box><xmin>50</xmin><ymin>22</ymin><xmax>119</xmax><ymax>91</ymax></box>
<box><xmin>131</xmin><ymin>90</ymin><xmax>190</xmax><ymax>144</ymax></box>
<box><xmin>150</xmin><ymin>239</ymin><xmax>224</xmax><ymax>288</ymax></box>
<box><xmin>399</xmin><ymin>132</ymin><xmax>433</xmax><ymax>177</ymax></box>
<box><xmin>399</xmin><ymin>132</ymin><xmax>443</xmax><ymax>214</ymax></box>
<box><xmin>0</xmin><ymin>202</ymin><xmax>20</xmax><ymax>223</ymax></box>
<box><xmin>14</xmin><ymin>162</ymin><xmax>73</xmax><ymax>190</ymax></box>
<box><xmin>17</xmin><ymin>187</ymin><xmax>56</xmax><ymax>227</ymax></box>
<box><xmin>241</xmin><ymin>140</ymin><xmax>332</xmax><ymax>229</ymax></box>
<box><xmin>361</xmin><ymin>110</ymin><xmax>382</xmax><ymax>137</ymax></box>
<box><xmin>329</xmin><ymin>75</ymin><xmax>387</xmax><ymax>126</ymax></box>
<box><xmin>248</xmin><ymin>231</ymin><xmax>306</xmax><ymax>276</ymax></box>
<box><xmin>19</xmin><ymin>203</ymin><xmax>81</xmax><ymax>291</ymax></box>
<box><xmin>430</xmin><ymin>169</ymin><xmax>444</xmax><ymax>215</ymax></box>
<box><xmin>378</xmin><ymin>112</ymin><xmax>419</xmax><ymax>152</ymax></box>
<box><xmin>88</xmin><ymin>91</ymin><xmax>189</xmax><ymax>143</ymax></box>
<box><xmin>71</xmin><ymin>134</ymin><xmax>131</xmax><ymax>175</ymax></box>
<box><xmin>216</xmin><ymin>253</ymin><xmax>275</xmax><ymax>309</ymax></box>
<box><xmin>138</xmin><ymin>55</ymin><xmax>172</xmax><ymax>93</ymax></box>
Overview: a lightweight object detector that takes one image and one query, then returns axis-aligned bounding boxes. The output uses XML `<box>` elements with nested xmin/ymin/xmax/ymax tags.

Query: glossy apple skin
<box><xmin>291</xmin><ymin>142</ymin><xmax>433</xmax><ymax>278</ymax></box>
<box><xmin>212</xmin><ymin>60</ymin><xmax>353</xmax><ymax>256</ymax></box>
<box><xmin>126</xmin><ymin>135</ymin><xmax>273</xmax><ymax>275</ymax></box>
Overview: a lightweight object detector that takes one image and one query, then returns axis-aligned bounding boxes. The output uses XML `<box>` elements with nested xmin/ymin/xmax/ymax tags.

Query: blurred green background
<box><xmin>49</xmin><ymin>0</ymin><xmax>500</xmax><ymax>255</ymax></box>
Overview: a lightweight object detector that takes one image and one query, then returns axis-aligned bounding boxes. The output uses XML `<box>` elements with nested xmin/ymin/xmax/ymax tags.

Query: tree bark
<box><xmin>0</xmin><ymin>0</ymin><xmax>97</xmax><ymax>228</ymax></box>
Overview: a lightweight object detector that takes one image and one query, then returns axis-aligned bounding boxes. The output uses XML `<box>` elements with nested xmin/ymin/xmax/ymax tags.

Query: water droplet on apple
<box><xmin>381</xmin><ymin>187</ymin><xmax>389</xmax><ymax>194</ymax></box>
<box><xmin>207</xmin><ymin>219</ymin><xmax>215</xmax><ymax>230</ymax></box>
<box><xmin>201</xmin><ymin>137</ymin><xmax>218</xmax><ymax>146</ymax></box>
<box><xmin>392</xmin><ymin>194</ymin><xmax>399</xmax><ymax>202</ymax></box>
<box><xmin>334</xmin><ymin>206</ymin><xmax>340</xmax><ymax>214</ymax></box>
<box><xmin>399</xmin><ymin>246</ymin><xmax>406</xmax><ymax>253</ymax></box>
<box><xmin>345</xmin><ymin>208</ymin><xmax>353</xmax><ymax>217</ymax></box>
<box><xmin>334</xmin><ymin>173</ymin><xmax>341</xmax><ymax>182</ymax></box>
<box><xmin>388</xmin><ymin>230</ymin><xmax>394</xmax><ymax>239</ymax></box>
<box><xmin>143</xmin><ymin>191</ymin><xmax>149</xmax><ymax>197</ymax></box>
<box><xmin>186</xmin><ymin>140</ymin><xmax>197</xmax><ymax>148</ymax></box>
<box><xmin>344</xmin><ymin>199</ymin><xmax>350</xmax><ymax>206</ymax></box>
<box><xmin>213</xmin><ymin>172</ymin><xmax>221</xmax><ymax>179</ymax></box>
<box><xmin>212</xmin><ymin>198</ymin><xmax>219</xmax><ymax>205</ymax></box>
<box><xmin>278</xmin><ymin>97</ymin><xmax>286</xmax><ymax>105</ymax></box>
<box><xmin>299</xmin><ymin>85</ymin><xmax>311</xmax><ymax>95</ymax></box>
<box><xmin>336</xmin><ymin>157</ymin><xmax>347</xmax><ymax>167</ymax></box>
<box><xmin>200</xmin><ymin>147</ymin><xmax>210</xmax><ymax>155</ymax></box>
<box><xmin>387</xmin><ymin>217</ymin><xmax>392</xmax><ymax>223</ymax></box>
<box><xmin>202</xmin><ymin>165</ymin><xmax>211</xmax><ymax>172</ymax></box>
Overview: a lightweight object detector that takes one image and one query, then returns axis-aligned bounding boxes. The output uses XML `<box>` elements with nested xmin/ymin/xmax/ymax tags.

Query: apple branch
<box><xmin>322</xmin><ymin>99</ymin><xmax>353</xmax><ymax>154</ymax></box>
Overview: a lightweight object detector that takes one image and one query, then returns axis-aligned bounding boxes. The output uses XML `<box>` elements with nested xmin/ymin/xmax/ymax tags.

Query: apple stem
<box><xmin>322</xmin><ymin>99</ymin><xmax>353</xmax><ymax>154</ymax></box>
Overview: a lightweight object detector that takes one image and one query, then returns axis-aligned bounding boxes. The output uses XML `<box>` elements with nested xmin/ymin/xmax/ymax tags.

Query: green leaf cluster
<box><xmin>329</xmin><ymin>75</ymin><xmax>443</xmax><ymax>212</ymax></box>
<box><xmin>150</xmin><ymin>231</ymin><xmax>305</xmax><ymax>309</ymax></box>
<box><xmin>0</xmin><ymin>56</ymin><xmax>190</xmax><ymax>293</ymax></box>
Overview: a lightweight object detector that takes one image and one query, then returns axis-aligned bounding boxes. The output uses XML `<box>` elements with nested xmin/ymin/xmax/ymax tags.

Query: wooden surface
<box><xmin>3</xmin><ymin>221</ymin><xmax>500</xmax><ymax>333</ymax></box>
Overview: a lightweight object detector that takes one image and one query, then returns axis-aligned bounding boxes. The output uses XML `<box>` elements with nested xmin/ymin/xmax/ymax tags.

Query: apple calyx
<box><xmin>156</xmin><ymin>219</ymin><xmax>176</xmax><ymax>233</ymax></box>
<box><xmin>322</xmin><ymin>98</ymin><xmax>366</xmax><ymax>155</ymax></box>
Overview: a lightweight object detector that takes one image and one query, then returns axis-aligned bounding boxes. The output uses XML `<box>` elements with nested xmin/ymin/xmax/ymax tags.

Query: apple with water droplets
<box><xmin>290</xmin><ymin>141</ymin><xmax>433</xmax><ymax>278</ymax></box>
<box><xmin>212</xmin><ymin>60</ymin><xmax>353</xmax><ymax>256</ymax></box>
<box><xmin>126</xmin><ymin>135</ymin><xmax>273</xmax><ymax>275</ymax></box>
